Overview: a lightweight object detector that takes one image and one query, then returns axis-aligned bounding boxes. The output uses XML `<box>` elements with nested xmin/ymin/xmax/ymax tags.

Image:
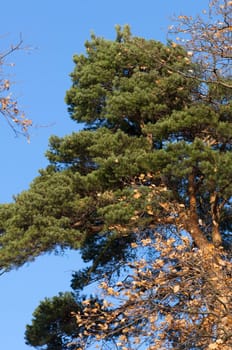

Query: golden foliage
<box><xmin>72</xmin><ymin>233</ymin><xmax>232</xmax><ymax>349</ymax></box>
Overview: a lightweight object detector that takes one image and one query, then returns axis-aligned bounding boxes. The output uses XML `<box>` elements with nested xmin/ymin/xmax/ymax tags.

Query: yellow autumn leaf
<box><xmin>159</xmin><ymin>202</ymin><xmax>170</xmax><ymax>210</ymax></box>
<box><xmin>133</xmin><ymin>191</ymin><xmax>141</xmax><ymax>199</ymax></box>
<box><xmin>173</xmin><ymin>285</ymin><xmax>180</xmax><ymax>293</ymax></box>
<box><xmin>141</xmin><ymin>238</ymin><xmax>152</xmax><ymax>246</ymax></box>
<box><xmin>107</xmin><ymin>287</ymin><xmax>115</xmax><ymax>295</ymax></box>
<box><xmin>139</xmin><ymin>173</ymin><xmax>145</xmax><ymax>180</ymax></box>
<box><xmin>146</xmin><ymin>205</ymin><xmax>153</xmax><ymax>215</ymax></box>
<box><xmin>119</xmin><ymin>335</ymin><xmax>127</xmax><ymax>341</ymax></box>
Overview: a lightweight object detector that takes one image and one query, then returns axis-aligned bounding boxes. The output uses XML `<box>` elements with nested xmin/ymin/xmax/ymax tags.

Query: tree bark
<box><xmin>187</xmin><ymin>173</ymin><xmax>232</xmax><ymax>346</ymax></box>
<box><xmin>187</xmin><ymin>172</ymin><xmax>213</xmax><ymax>251</ymax></box>
<box><xmin>210</xmin><ymin>192</ymin><xmax>222</xmax><ymax>247</ymax></box>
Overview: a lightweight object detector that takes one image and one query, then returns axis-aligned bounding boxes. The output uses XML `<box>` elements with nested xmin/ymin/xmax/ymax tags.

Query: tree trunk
<box><xmin>210</xmin><ymin>192</ymin><xmax>222</xmax><ymax>247</ymax></box>
<box><xmin>186</xmin><ymin>172</ymin><xmax>232</xmax><ymax>347</ymax></box>
<box><xmin>187</xmin><ymin>172</ymin><xmax>213</xmax><ymax>251</ymax></box>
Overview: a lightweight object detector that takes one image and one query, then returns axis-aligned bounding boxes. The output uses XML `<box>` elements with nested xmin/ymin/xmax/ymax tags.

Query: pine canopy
<box><xmin>0</xmin><ymin>26</ymin><xmax>231</xmax><ymax>273</ymax></box>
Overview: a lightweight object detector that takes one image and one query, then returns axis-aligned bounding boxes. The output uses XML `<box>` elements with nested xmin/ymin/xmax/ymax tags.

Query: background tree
<box><xmin>0</xmin><ymin>1</ymin><xmax>231</xmax><ymax>348</ymax></box>
<box><xmin>0</xmin><ymin>36</ymin><xmax>32</xmax><ymax>139</ymax></box>
<box><xmin>25</xmin><ymin>292</ymin><xmax>81</xmax><ymax>350</ymax></box>
<box><xmin>169</xmin><ymin>0</ymin><xmax>231</xmax><ymax>90</ymax></box>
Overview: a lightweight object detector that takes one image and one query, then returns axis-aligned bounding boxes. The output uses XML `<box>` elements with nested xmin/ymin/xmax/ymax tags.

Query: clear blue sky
<box><xmin>0</xmin><ymin>1</ymin><xmax>209</xmax><ymax>349</ymax></box>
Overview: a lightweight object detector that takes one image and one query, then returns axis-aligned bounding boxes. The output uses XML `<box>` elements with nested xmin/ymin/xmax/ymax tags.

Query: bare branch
<box><xmin>0</xmin><ymin>34</ymin><xmax>32</xmax><ymax>140</ymax></box>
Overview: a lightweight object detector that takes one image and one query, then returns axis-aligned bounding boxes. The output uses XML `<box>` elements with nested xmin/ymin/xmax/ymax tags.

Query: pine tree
<box><xmin>0</xmin><ymin>5</ymin><xmax>231</xmax><ymax>347</ymax></box>
<box><xmin>0</xmin><ymin>25</ymin><xmax>196</xmax><ymax>273</ymax></box>
<box><xmin>25</xmin><ymin>292</ymin><xmax>81</xmax><ymax>350</ymax></box>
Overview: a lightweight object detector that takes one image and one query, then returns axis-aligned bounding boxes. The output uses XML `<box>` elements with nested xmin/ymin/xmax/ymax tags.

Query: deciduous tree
<box><xmin>169</xmin><ymin>0</ymin><xmax>231</xmax><ymax>90</ymax></box>
<box><xmin>0</xmin><ymin>36</ymin><xmax>32</xmax><ymax>139</ymax></box>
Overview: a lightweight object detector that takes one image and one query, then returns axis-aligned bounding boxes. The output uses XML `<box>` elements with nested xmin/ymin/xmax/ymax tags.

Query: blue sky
<box><xmin>0</xmin><ymin>1</ymin><xmax>209</xmax><ymax>349</ymax></box>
